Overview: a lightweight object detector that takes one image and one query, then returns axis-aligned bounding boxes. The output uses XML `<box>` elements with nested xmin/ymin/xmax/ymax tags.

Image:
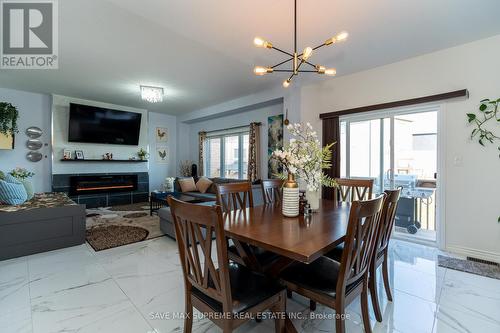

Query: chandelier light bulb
<box><xmin>283</xmin><ymin>79</ymin><xmax>291</xmax><ymax>88</ymax></box>
<box><xmin>302</xmin><ymin>47</ymin><xmax>313</xmax><ymax>60</ymax></box>
<box><xmin>254</xmin><ymin>66</ymin><xmax>273</xmax><ymax>75</ymax></box>
<box><xmin>316</xmin><ymin>65</ymin><xmax>326</xmax><ymax>74</ymax></box>
<box><xmin>254</xmin><ymin>37</ymin><xmax>272</xmax><ymax>48</ymax></box>
<box><xmin>336</xmin><ymin>31</ymin><xmax>349</xmax><ymax>42</ymax></box>
<box><xmin>325</xmin><ymin>68</ymin><xmax>337</xmax><ymax>76</ymax></box>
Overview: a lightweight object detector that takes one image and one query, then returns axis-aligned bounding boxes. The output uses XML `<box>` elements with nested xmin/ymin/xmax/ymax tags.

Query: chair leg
<box><xmin>361</xmin><ymin>280</ymin><xmax>372</xmax><ymax>333</ymax></box>
<box><xmin>335</xmin><ymin>299</ymin><xmax>346</xmax><ymax>333</ymax></box>
<box><xmin>286</xmin><ymin>289</ymin><xmax>293</xmax><ymax>299</ymax></box>
<box><xmin>272</xmin><ymin>291</ymin><xmax>286</xmax><ymax>333</ymax></box>
<box><xmin>309</xmin><ymin>300</ymin><xmax>317</xmax><ymax>311</ymax></box>
<box><xmin>369</xmin><ymin>266</ymin><xmax>383</xmax><ymax>322</ymax></box>
<box><xmin>382</xmin><ymin>250</ymin><xmax>393</xmax><ymax>302</ymax></box>
<box><xmin>184</xmin><ymin>294</ymin><xmax>193</xmax><ymax>333</ymax></box>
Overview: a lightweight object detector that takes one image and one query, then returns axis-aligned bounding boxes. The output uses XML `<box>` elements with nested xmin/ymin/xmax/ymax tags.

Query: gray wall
<box><xmin>148</xmin><ymin>111</ymin><xmax>177</xmax><ymax>190</ymax></box>
<box><xmin>185</xmin><ymin>101</ymin><xmax>283</xmax><ymax>178</ymax></box>
<box><xmin>0</xmin><ymin>88</ymin><xmax>52</xmax><ymax>192</ymax></box>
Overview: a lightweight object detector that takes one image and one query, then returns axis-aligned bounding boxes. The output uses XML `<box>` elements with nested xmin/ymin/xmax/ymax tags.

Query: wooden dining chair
<box><xmin>261</xmin><ymin>179</ymin><xmax>283</xmax><ymax>205</ymax></box>
<box><xmin>279</xmin><ymin>194</ymin><xmax>386</xmax><ymax>333</ymax></box>
<box><xmin>335</xmin><ymin>178</ymin><xmax>374</xmax><ymax>202</ymax></box>
<box><xmin>167</xmin><ymin>196</ymin><xmax>286</xmax><ymax>333</ymax></box>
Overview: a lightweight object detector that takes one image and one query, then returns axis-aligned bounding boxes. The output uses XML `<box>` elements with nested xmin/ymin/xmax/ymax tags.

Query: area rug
<box><xmin>438</xmin><ymin>255</ymin><xmax>500</xmax><ymax>280</ymax></box>
<box><xmin>86</xmin><ymin>202</ymin><xmax>163</xmax><ymax>251</ymax></box>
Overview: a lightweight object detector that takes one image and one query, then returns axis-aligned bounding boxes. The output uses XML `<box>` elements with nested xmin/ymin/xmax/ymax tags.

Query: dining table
<box><xmin>222</xmin><ymin>199</ymin><xmax>352</xmax><ymax>333</ymax></box>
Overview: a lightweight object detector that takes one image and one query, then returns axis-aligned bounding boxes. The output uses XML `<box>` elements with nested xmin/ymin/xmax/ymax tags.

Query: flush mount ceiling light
<box><xmin>253</xmin><ymin>0</ymin><xmax>348</xmax><ymax>88</ymax></box>
<box><xmin>140</xmin><ymin>85</ymin><xmax>164</xmax><ymax>103</ymax></box>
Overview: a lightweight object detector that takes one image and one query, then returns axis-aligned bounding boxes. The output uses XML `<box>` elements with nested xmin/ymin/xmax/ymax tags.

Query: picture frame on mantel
<box><xmin>75</xmin><ymin>150</ymin><xmax>84</xmax><ymax>160</ymax></box>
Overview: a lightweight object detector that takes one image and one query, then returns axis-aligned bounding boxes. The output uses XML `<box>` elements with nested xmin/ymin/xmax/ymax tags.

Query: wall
<box><xmin>148</xmin><ymin>111</ymin><xmax>177</xmax><ymax>190</ymax></box>
<box><xmin>51</xmin><ymin>94</ymin><xmax>149</xmax><ymax>175</ymax></box>
<box><xmin>0</xmin><ymin>88</ymin><xmax>52</xmax><ymax>192</ymax></box>
<box><xmin>299</xmin><ymin>34</ymin><xmax>500</xmax><ymax>261</ymax></box>
<box><xmin>186</xmin><ymin>100</ymin><xmax>283</xmax><ymax>177</ymax></box>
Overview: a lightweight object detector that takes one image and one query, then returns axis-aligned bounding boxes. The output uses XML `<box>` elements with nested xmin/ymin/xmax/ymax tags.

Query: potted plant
<box><xmin>0</xmin><ymin>102</ymin><xmax>19</xmax><ymax>136</ymax></box>
<box><xmin>9</xmin><ymin>167</ymin><xmax>35</xmax><ymax>199</ymax></box>
<box><xmin>272</xmin><ymin>123</ymin><xmax>337</xmax><ymax>213</ymax></box>
<box><xmin>137</xmin><ymin>148</ymin><xmax>149</xmax><ymax>160</ymax></box>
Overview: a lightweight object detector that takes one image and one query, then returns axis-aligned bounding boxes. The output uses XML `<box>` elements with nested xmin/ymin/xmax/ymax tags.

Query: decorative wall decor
<box><xmin>26</xmin><ymin>126</ymin><xmax>42</xmax><ymax>138</ymax></box>
<box><xmin>156</xmin><ymin>147</ymin><xmax>167</xmax><ymax>163</ymax></box>
<box><xmin>0</xmin><ymin>102</ymin><xmax>19</xmax><ymax>136</ymax></box>
<box><xmin>63</xmin><ymin>149</ymin><xmax>72</xmax><ymax>160</ymax></box>
<box><xmin>27</xmin><ymin>139</ymin><xmax>43</xmax><ymax>150</ymax></box>
<box><xmin>26</xmin><ymin>151</ymin><xmax>43</xmax><ymax>162</ymax></box>
<box><xmin>75</xmin><ymin>150</ymin><xmax>85</xmax><ymax>160</ymax></box>
<box><xmin>156</xmin><ymin>127</ymin><xmax>168</xmax><ymax>142</ymax></box>
<box><xmin>0</xmin><ymin>133</ymin><xmax>14</xmax><ymax>150</ymax></box>
<box><xmin>268</xmin><ymin>114</ymin><xmax>284</xmax><ymax>178</ymax></box>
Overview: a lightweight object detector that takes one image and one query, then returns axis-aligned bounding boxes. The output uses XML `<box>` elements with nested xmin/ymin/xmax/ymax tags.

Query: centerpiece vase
<box><xmin>306</xmin><ymin>189</ymin><xmax>320</xmax><ymax>211</ymax></box>
<box><xmin>282</xmin><ymin>173</ymin><xmax>299</xmax><ymax>217</ymax></box>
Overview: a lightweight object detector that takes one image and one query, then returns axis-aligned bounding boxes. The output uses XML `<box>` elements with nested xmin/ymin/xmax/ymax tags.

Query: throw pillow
<box><xmin>178</xmin><ymin>177</ymin><xmax>197</xmax><ymax>192</ymax></box>
<box><xmin>21</xmin><ymin>180</ymin><xmax>34</xmax><ymax>200</ymax></box>
<box><xmin>0</xmin><ymin>179</ymin><xmax>28</xmax><ymax>205</ymax></box>
<box><xmin>196</xmin><ymin>177</ymin><xmax>213</xmax><ymax>194</ymax></box>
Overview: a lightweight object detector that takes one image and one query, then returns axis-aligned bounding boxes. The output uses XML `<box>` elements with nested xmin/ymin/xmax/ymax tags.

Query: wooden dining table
<box><xmin>222</xmin><ymin>199</ymin><xmax>352</xmax><ymax>333</ymax></box>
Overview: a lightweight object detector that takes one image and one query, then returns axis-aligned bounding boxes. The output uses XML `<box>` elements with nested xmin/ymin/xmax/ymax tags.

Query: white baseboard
<box><xmin>445</xmin><ymin>244</ymin><xmax>500</xmax><ymax>264</ymax></box>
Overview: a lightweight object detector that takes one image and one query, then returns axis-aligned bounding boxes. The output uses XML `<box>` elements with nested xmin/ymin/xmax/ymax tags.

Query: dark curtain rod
<box><xmin>199</xmin><ymin>122</ymin><xmax>261</xmax><ymax>135</ymax></box>
<box><xmin>319</xmin><ymin>89</ymin><xmax>469</xmax><ymax>119</ymax></box>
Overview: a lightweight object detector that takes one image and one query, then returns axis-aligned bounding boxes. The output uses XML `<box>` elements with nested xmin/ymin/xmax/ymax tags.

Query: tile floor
<box><xmin>1</xmin><ymin>237</ymin><xmax>499</xmax><ymax>333</ymax></box>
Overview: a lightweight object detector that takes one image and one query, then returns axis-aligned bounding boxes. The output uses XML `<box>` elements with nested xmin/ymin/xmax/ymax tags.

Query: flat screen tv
<box><xmin>68</xmin><ymin>103</ymin><xmax>142</xmax><ymax>145</ymax></box>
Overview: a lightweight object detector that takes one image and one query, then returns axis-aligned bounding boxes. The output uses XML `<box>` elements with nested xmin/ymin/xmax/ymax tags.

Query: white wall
<box><xmin>148</xmin><ymin>111</ymin><xmax>177</xmax><ymax>190</ymax></box>
<box><xmin>0</xmin><ymin>88</ymin><xmax>52</xmax><ymax>192</ymax></box>
<box><xmin>299</xmin><ymin>34</ymin><xmax>500</xmax><ymax>261</ymax></box>
<box><xmin>186</xmin><ymin>101</ymin><xmax>283</xmax><ymax>177</ymax></box>
<box><xmin>51</xmin><ymin>95</ymin><xmax>149</xmax><ymax>175</ymax></box>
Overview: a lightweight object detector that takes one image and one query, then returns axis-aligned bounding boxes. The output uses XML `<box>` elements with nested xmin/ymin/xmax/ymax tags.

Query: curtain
<box><xmin>247</xmin><ymin>122</ymin><xmax>261</xmax><ymax>182</ymax></box>
<box><xmin>322</xmin><ymin>116</ymin><xmax>340</xmax><ymax>200</ymax></box>
<box><xmin>198</xmin><ymin>131</ymin><xmax>207</xmax><ymax>177</ymax></box>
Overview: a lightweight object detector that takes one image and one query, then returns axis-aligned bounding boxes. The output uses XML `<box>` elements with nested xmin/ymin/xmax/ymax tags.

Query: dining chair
<box><xmin>325</xmin><ymin>189</ymin><xmax>401</xmax><ymax>322</ymax></box>
<box><xmin>167</xmin><ymin>196</ymin><xmax>286</xmax><ymax>333</ymax></box>
<box><xmin>215</xmin><ymin>182</ymin><xmax>254</xmax><ymax>213</ymax></box>
<box><xmin>261</xmin><ymin>179</ymin><xmax>283</xmax><ymax>205</ymax></box>
<box><xmin>334</xmin><ymin>178</ymin><xmax>374</xmax><ymax>202</ymax></box>
<box><xmin>279</xmin><ymin>194</ymin><xmax>386</xmax><ymax>333</ymax></box>
<box><xmin>216</xmin><ymin>182</ymin><xmax>280</xmax><ymax>271</ymax></box>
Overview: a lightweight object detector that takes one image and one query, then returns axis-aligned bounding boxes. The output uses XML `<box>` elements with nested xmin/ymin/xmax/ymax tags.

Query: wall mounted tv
<box><xmin>68</xmin><ymin>103</ymin><xmax>142</xmax><ymax>145</ymax></box>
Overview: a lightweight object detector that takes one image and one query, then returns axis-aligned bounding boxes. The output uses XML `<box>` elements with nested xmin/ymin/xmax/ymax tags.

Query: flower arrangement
<box><xmin>9</xmin><ymin>167</ymin><xmax>35</xmax><ymax>180</ymax></box>
<box><xmin>272</xmin><ymin>123</ymin><xmax>336</xmax><ymax>192</ymax></box>
<box><xmin>137</xmin><ymin>148</ymin><xmax>149</xmax><ymax>160</ymax></box>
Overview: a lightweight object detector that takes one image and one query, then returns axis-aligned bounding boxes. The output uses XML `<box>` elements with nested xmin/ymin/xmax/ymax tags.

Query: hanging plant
<box><xmin>466</xmin><ymin>98</ymin><xmax>500</xmax><ymax>223</ymax></box>
<box><xmin>0</xmin><ymin>102</ymin><xmax>19</xmax><ymax>136</ymax></box>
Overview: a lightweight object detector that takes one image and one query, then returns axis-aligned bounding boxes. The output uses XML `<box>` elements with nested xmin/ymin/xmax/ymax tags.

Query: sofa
<box><xmin>159</xmin><ymin>177</ymin><xmax>264</xmax><ymax>239</ymax></box>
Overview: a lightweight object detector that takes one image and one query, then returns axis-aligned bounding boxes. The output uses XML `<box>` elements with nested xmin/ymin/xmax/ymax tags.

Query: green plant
<box><xmin>466</xmin><ymin>98</ymin><xmax>500</xmax><ymax>223</ymax></box>
<box><xmin>0</xmin><ymin>171</ymin><xmax>5</xmax><ymax>180</ymax></box>
<box><xmin>137</xmin><ymin>148</ymin><xmax>149</xmax><ymax>160</ymax></box>
<box><xmin>0</xmin><ymin>102</ymin><xmax>19</xmax><ymax>136</ymax></box>
<box><xmin>9</xmin><ymin>167</ymin><xmax>35</xmax><ymax>180</ymax></box>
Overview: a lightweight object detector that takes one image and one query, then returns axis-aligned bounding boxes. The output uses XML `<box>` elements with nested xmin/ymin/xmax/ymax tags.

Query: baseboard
<box><xmin>445</xmin><ymin>244</ymin><xmax>500</xmax><ymax>264</ymax></box>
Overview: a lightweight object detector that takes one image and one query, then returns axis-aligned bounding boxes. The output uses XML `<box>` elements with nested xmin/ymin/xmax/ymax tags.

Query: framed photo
<box><xmin>63</xmin><ymin>149</ymin><xmax>72</xmax><ymax>160</ymax></box>
<box><xmin>155</xmin><ymin>147</ymin><xmax>168</xmax><ymax>164</ymax></box>
<box><xmin>156</xmin><ymin>127</ymin><xmax>168</xmax><ymax>143</ymax></box>
<box><xmin>75</xmin><ymin>150</ymin><xmax>84</xmax><ymax>160</ymax></box>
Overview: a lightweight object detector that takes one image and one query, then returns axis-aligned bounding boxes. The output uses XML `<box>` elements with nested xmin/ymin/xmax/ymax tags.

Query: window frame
<box><xmin>204</xmin><ymin>130</ymin><xmax>249</xmax><ymax>179</ymax></box>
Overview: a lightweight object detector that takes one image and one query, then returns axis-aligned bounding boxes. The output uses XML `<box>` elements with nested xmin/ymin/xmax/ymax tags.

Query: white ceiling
<box><xmin>1</xmin><ymin>0</ymin><xmax>500</xmax><ymax>115</ymax></box>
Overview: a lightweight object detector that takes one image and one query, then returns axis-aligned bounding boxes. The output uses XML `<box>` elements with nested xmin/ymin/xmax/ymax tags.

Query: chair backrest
<box><xmin>337</xmin><ymin>194</ymin><xmax>385</xmax><ymax>290</ymax></box>
<box><xmin>167</xmin><ymin>196</ymin><xmax>233</xmax><ymax>313</ymax></box>
<box><xmin>335</xmin><ymin>178</ymin><xmax>374</xmax><ymax>202</ymax></box>
<box><xmin>261</xmin><ymin>179</ymin><xmax>283</xmax><ymax>205</ymax></box>
<box><xmin>374</xmin><ymin>188</ymin><xmax>401</xmax><ymax>257</ymax></box>
<box><xmin>216</xmin><ymin>182</ymin><xmax>254</xmax><ymax>212</ymax></box>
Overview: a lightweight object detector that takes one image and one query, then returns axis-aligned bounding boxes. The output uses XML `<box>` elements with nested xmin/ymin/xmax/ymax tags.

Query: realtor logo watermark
<box><xmin>0</xmin><ymin>0</ymin><xmax>58</xmax><ymax>69</ymax></box>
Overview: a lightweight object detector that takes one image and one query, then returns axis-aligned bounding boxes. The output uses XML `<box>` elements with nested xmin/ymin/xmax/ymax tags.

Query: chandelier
<box><xmin>140</xmin><ymin>85</ymin><xmax>164</xmax><ymax>103</ymax></box>
<box><xmin>253</xmin><ymin>0</ymin><xmax>348</xmax><ymax>88</ymax></box>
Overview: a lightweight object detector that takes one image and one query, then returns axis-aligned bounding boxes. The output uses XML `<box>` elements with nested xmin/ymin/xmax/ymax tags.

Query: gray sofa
<box><xmin>160</xmin><ymin>178</ymin><xmax>264</xmax><ymax>239</ymax></box>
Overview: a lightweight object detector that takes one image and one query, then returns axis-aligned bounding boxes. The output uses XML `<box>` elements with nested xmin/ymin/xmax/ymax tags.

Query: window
<box><xmin>205</xmin><ymin>131</ymin><xmax>249</xmax><ymax>179</ymax></box>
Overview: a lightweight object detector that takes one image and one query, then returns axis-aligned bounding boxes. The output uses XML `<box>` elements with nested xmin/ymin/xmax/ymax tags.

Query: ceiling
<box><xmin>1</xmin><ymin>0</ymin><xmax>500</xmax><ymax>115</ymax></box>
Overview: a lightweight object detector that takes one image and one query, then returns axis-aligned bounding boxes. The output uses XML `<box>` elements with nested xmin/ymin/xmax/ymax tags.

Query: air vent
<box><xmin>466</xmin><ymin>256</ymin><xmax>499</xmax><ymax>267</ymax></box>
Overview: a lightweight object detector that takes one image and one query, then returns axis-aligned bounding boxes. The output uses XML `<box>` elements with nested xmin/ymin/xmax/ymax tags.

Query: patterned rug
<box><xmin>86</xmin><ymin>202</ymin><xmax>163</xmax><ymax>251</ymax></box>
<box><xmin>438</xmin><ymin>255</ymin><xmax>500</xmax><ymax>280</ymax></box>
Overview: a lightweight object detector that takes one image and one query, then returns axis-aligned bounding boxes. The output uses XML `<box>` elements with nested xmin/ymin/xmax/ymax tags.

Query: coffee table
<box><xmin>149</xmin><ymin>191</ymin><xmax>205</xmax><ymax>215</ymax></box>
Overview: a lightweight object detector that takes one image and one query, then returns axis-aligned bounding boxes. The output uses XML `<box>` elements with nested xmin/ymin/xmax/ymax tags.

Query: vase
<box><xmin>282</xmin><ymin>173</ymin><xmax>299</xmax><ymax>217</ymax></box>
<box><xmin>306</xmin><ymin>190</ymin><xmax>320</xmax><ymax>211</ymax></box>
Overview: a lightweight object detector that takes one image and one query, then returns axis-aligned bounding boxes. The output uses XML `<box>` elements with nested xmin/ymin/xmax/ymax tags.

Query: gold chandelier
<box><xmin>253</xmin><ymin>0</ymin><xmax>348</xmax><ymax>88</ymax></box>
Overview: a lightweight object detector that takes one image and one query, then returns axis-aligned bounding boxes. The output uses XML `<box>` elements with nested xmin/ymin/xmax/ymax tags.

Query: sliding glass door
<box><xmin>341</xmin><ymin>106</ymin><xmax>438</xmax><ymax>242</ymax></box>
